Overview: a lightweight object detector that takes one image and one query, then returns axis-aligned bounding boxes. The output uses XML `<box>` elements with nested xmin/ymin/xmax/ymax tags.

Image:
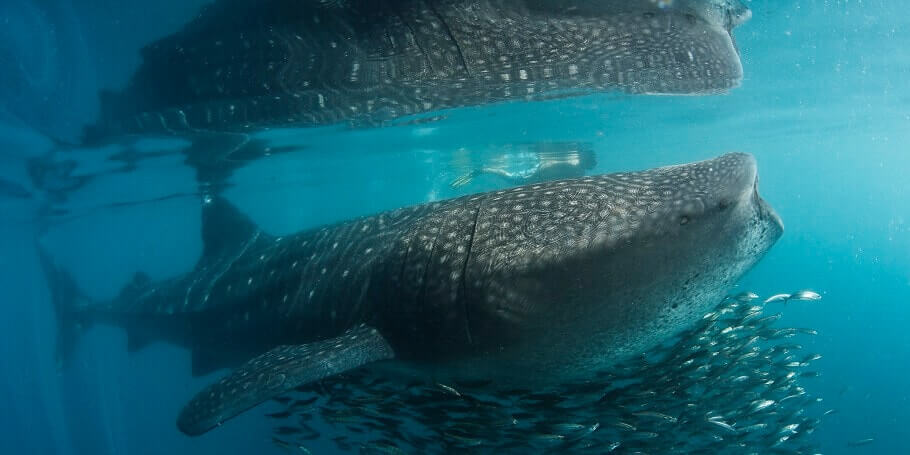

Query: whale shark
<box><xmin>84</xmin><ymin>0</ymin><xmax>751</xmax><ymax>140</ymax></box>
<box><xmin>43</xmin><ymin>152</ymin><xmax>782</xmax><ymax>436</ymax></box>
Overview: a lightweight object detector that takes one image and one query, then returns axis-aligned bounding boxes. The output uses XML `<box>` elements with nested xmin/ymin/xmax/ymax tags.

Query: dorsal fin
<box><xmin>201</xmin><ymin>196</ymin><xmax>261</xmax><ymax>260</ymax></box>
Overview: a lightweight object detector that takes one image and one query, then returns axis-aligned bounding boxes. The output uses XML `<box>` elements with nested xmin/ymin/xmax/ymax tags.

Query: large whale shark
<box><xmin>84</xmin><ymin>0</ymin><xmax>751</xmax><ymax>139</ymax></box>
<box><xmin>44</xmin><ymin>152</ymin><xmax>782</xmax><ymax>436</ymax></box>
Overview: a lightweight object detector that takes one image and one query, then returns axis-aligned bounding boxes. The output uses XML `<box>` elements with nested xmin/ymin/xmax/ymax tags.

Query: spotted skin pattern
<box><xmin>85</xmin><ymin>0</ymin><xmax>751</xmax><ymax>138</ymax></box>
<box><xmin>74</xmin><ymin>153</ymin><xmax>782</xmax><ymax>435</ymax></box>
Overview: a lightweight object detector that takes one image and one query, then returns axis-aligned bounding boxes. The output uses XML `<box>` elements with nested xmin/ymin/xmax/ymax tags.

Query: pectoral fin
<box><xmin>176</xmin><ymin>324</ymin><xmax>393</xmax><ymax>436</ymax></box>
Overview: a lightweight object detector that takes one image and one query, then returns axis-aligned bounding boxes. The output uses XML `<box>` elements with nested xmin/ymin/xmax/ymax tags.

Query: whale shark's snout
<box><xmin>692</xmin><ymin>0</ymin><xmax>752</xmax><ymax>33</ymax></box>
<box><xmin>754</xmin><ymin>174</ymin><xmax>784</xmax><ymax>233</ymax></box>
<box><xmin>713</xmin><ymin>152</ymin><xmax>784</xmax><ymax>236</ymax></box>
<box><xmin>724</xmin><ymin>0</ymin><xmax>753</xmax><ymax>30</ymax></box>
<box><xmin>678</xmin><ymin>0</ymin><xmax>750</xmax><ymax>60</ymax></box>
<box><xmin>644</xmin><ymin>152</ymin><xmax>778</xmax><ymax>236</ymax></box>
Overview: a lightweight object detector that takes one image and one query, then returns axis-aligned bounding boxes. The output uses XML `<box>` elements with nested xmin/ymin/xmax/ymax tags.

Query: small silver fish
<box><xmin>436</xmin><ymin>383</ymin><xmax>462</xmax><ymax>397</ymax></box>
<box><xmin>773</xmin><ymin>328</ymin><xmax>799</xmax><ymax>338</ymax></box>
<box><xmin>847</xmin><ymin>437</ymin><xmax>875</xmax><ymax>447</ymax></box>
<box><xmin>750</xmin><ymin>399</ymin><xmax>776</xmax><ymax>412</ymax></box>
<box><xmin>630</xmin><ymin>431</ymin><xmax>659</xmax><ymax>439</ymax></box>
<box><xmin>754</xmin><ymin>314</ymin><xmax>782</xmax><ymax>326</ymax></box>
<box><xmin>763</xmin><ymin>293</ymin><xmax>791</xmax><ymax>304</ymax></box>
<box><xmin>631</xmin><ymin>411</ymin><xmax>679</xmax><ymax>423</ymax></box>
<box><xmin>734</xmin><ymin>291</ymin><xmax>760</xmax><ymax>302</ymax></box>
<box><xmin>740</xmin><ymin>310</ymin><xmax>764</xmax><ymax>324</ymax></box>
<box><xmin>360</xmin><ymin>442</ymin><xmax>408</xmax><ymax>454</ymax></box>
<box><xmin>611</xmin><ymin>421</ymin><xmax>637</xmax><ymax>431</ymax></box>
<box><xmin>707</xmin><ymin>419</ymin><xmax>737</xmax><ymax>433</ymax></box>
<box><xmin>791</xmin><ymin>290</ymin><xmax>822</xmax><ymax>301</ymax></box>
<box><xmin>737</xmin><ymin>351</ymin><xmax>760</xmax><ymax>361</ymax></box>
<box><xmin>570</xmin><ymin>422</ymin><xmax>600</xmax><ymax>439</ymax></box>
<box><xmin>739</xmin><ymin>423</ymin><xmax>768</xmax><ymax>432</ymax></box>
<box><xmin>550</xmin><ymin>423</ymin><xmax>586</xmax><ymax>433</ymax></box>
<box><xmin>530</xmin><ymin>433</ymin><xmax>565</xmax><ymax>443</ymax></box>
<box><xmin>443</xmin><ymin>432</ymin><xmax>483</xmax><ymax>447</ymax></box>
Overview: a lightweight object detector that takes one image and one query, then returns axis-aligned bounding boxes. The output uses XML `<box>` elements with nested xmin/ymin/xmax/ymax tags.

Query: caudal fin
<box><xmin>35</xmin><ymin>241</ymin><xmax>90</xmax><ymax>368</ymax></box>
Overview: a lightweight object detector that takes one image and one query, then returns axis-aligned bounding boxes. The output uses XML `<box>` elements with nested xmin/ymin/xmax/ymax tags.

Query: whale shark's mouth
<box><xmin>753</xmin><ymin>174</ymin><xmax>784</xmax><ymax>231</ymax></box>
<box><xmin>729</xmin><ymin>31</ymin><xmax>741</xmax><ymax>56</ymax></box>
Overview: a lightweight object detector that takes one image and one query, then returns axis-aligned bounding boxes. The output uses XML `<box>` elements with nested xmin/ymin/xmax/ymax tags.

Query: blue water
<box><xmin>1</xmin><ymin>0</ymin><xmax>908</xmax><ymax>453</ymax></box>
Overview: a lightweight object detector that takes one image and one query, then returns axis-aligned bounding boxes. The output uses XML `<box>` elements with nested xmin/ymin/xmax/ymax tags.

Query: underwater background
<box><xmin>0</xmin><ymin>0</ymin><xmax>907</xmax><ymax>453</ymax></box>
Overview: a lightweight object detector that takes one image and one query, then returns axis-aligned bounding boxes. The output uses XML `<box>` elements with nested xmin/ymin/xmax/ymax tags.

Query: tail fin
<box><xmin>34</xmin><ymin>240</ymin><xmax>90</xmax><ymax>368</ymax></box>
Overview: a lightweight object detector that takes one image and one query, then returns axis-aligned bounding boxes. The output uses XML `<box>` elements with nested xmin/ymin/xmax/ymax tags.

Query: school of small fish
<box><xmin>267</xmin><ymin>291</ymin><xmax>829</xmax><ymax>453</ymax></box>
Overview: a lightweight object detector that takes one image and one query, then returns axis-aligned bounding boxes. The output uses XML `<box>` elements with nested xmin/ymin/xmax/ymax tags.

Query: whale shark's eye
<box><xmin>685</xmin><ymin>13</ymin><xmax>698</xmax><ymax>25</ymax></box>
<box><xmin>679</xmin><ymin>216</ymin><xmax>690</xmax><ymax>225</ymax></box>
<box><xmin>671</xmin><ymin>303</ymin><xmax>679</xmax><ymax>309</ymax></box>
<box><xmin>643</xmin><ymin>12</ymin><xmax>655</xmax><ymax>20</ymax></box>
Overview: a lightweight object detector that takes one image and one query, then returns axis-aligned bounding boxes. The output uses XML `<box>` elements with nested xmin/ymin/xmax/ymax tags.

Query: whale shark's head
<box><xmin>685</xmin><ymin>0</ymin><xmax>751</xmax><ymax>57</ymax></box>
<box><xmin>590</xmin><ymin>0</ymin><xmax>752</xmax><ymax>93</ymax></box>
<box><xmin>464</xmin><ymin>153</ymin><xmax>781</xmax><ymax>380</ymax></box>
<box><xmin>694</xmin><ymin>0</ymin><xmax>753</xmax><ymax>33</ymax></box>
<box><xmin>510</xmin><ymin>0</ymin><xmax>751</xmax><ymax>94</ymax></box>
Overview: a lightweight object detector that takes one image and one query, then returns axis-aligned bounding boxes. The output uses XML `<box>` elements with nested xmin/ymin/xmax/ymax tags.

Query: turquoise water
<box><xmin>1</xmin><ymin>0</ymin><xmax>908</xmax><ymax>453</ymax></box>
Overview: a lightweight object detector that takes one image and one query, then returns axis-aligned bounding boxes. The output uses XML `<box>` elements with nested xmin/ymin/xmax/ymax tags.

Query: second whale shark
<box><xmin>44</xmin><ymin>152</ymin><xmax>782</xmax><ymax>435</ymax></box>
<box><xmin>85</xmin><ymin>0</ymin><xmax>752</xmax><ymax>139</ymax></box>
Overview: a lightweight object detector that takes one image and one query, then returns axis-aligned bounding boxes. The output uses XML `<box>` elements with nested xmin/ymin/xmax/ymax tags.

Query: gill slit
<box><xmin>428</xmin><ymin>2</ymin><xmax>471</xmax><ymax>77</ymax></box>
<box><xmin>459</xmin><ymin>199</ymin><xmax>483</xmax><ymax>345</ymax></box>
<box><xmin>393</xmin><ymin>4</ymin><xmax>436</xmax><ymax>75</ymax></box>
